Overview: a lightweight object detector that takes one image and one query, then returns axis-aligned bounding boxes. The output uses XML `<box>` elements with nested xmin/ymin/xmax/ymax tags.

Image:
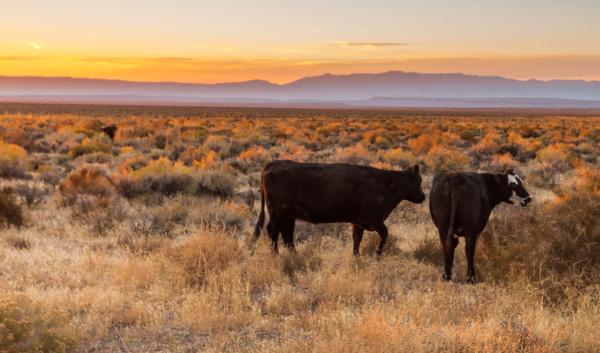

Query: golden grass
<box><xmin>0</xmin><ymin>107</ymin><xmax>599</xmax><ymax>352</ymax></box>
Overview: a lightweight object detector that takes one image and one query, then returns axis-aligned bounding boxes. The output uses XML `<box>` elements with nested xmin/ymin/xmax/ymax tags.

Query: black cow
<box><xmin>100</xmin><ymin>124</ymin><xmax>117</xmax><ymax>141</ymax></box>
<box><xmin>253</xmin><ymin>160</ymin><xmax>426</xmax><ymax>254</ymax></box>
<box><xmin>429</xmin><ymin>170</ymin><xmax>532</xmax><ymax>283</ymax></box>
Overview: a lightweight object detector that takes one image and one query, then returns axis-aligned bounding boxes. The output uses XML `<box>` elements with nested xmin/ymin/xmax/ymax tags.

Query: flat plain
<box><xmin>0</xmin><ymin>104</ymin><xmax>599</xmax><ymax>352</ymax></box>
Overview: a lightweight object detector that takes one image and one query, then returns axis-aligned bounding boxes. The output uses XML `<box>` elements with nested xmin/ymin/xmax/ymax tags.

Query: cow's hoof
<box><xmin>442</xmin><ymin>273</ymin><xmax>452</xmax><ymax>281</ymax></box>
<box><xmin>467</xmin><ymin>276</ymin><xmax>478</xmax><ymax>284</ymax></box>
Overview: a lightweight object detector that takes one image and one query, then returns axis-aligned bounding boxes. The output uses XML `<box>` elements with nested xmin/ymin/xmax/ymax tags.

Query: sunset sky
<box><xmin>2</xmin><ymin>0</ymin><xmax>600</xmax><ymax>83</ymax></box>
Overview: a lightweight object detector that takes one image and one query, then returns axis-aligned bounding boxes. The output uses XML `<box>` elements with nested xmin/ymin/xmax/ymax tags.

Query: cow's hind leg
<box><xmin>281</xmin><ymin>218</ymin><xmax>296</xmax><ymax>252</ymax></box>
<box><xmin>266</xmin><ymin>217</ymin><xmax>281</xmax><ymax>254</ymax></box>
<box><xmin>439</xmin><ymin>228</ymin><xmax>459</xmax><ymax>281</ymax></box>
<box><xmin>375</xmin><ymin>223</ymin><xmax>388</xmax><ymax>256</ymax></box>
<box><xmin>352</xmin><ymin>224</ymin><xmax>364</xmax><ymax>256</ymax></box>
<box><xmin>465</xmin><ymin>233</ymin><xmax>478</xmax><ymax>284</ymax></box>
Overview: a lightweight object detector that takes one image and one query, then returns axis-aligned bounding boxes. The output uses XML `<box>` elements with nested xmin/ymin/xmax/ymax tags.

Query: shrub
<box><xmin>188</xmin><ymin>199</ymin><xmax>248</xmax><ymax>231</ymax></box>
<box><xmin>424</xmin><ymin>145</ymin><xmax>470</xmax><ymax>173</ymax></box>
<box><xmin>0</xmin><ymin>142</ymin><xmax>28</xmax><ymax>162</ymax></box>
<box><xmin>508</xmin><ymin>131</ymin><xmax>540</xmax><ymax>153</ymax></box>
<box><xmin>193</xmin><ymin>150</ymin><xmax>219</xmax><ymax>170</ymax></box>
<box><xmin>572</xmin><ymin>163</ymin><xmax>600</xmax><ymax>195</ymax></box>
<box><xmin>0</xmin><ymin>295</ymin><xmax>75</xmax><ymax>353</ymax></box>
<box><xmin>412</xmin><ymin>235</ymin><xmax>443</xmax><ymax>266</ymax></box>
<box><xmin>239</xmin><ymin>146</ymin><xmax>270</xmax><ymax>167</ymax></box>
<box><xmin>459</xmin><ymin>129</ymin><xmax>479</xmax><ymax>143</ymax></box>
<box><xmin>333</xmin><ymin>144</ymin><xmax>374</xmax><ymax>165</ymax></box>
<box><xmin>477</xmin><ymin>192</ymin><xmax>600</xmax><ymax>303</ymax></box>
<box><xmin>381</xmin><ymin>148</ymin><xmax>417</xmax><ymax>168</ymax></box>
<box><xmin>471</xmin><ymin>130</ymin><xmax>501</xmax><ymax>155</ymax></box>
<box><xmin>277</xmin><ymin>142</ymin><xmax>312</xmax><ymax>162</ymax></box>
<box><xmin>119</xmin><ymin>145</ymin><xmax>135</xmax><ymax>155</ymax></box>
<box><xmin>75</xmin><ymin>151</ymin><xmax>113</xmax><ymax>165</ymax></box>
<box><xmin>115</xmin><ymin>173</ymin><xmax>196</xmax><ymax>198</ymax></box>
<box><xmin>168</xmin><ymin>227</ymin><xmax>242</xmax><ymax>287</ymax></box>
<box><xmin>0</xmin><ymin>143</ymin><xmax>31</xmax><ymax>180</ymax></box>
<box><xmin>518</xmin><ymin>125</ymin><xmax>539</xmax><ymax>138</ymax></box>
<box><xmin>204</xmin><ymin>135</ymin><xmax>231</xmax><ymax>156</ymax></box>
<box><xmin>117</xmin><ymin>126</ymin><xmax>151</xmax><ymax>140</ymax></box>
<box><xmin>133</xmin><ymin>156</ymin><xmax>193</xmax><ymax>176</ymax></box>
<box><xmin>180</xmin><ymin>126</ymin><xmax>208</xmax><ymax>141</ymax></box>
<box><xmin>489</xmin><ymin>153</ymin><xmax>519</xmax><ymax>172</ymax></box>
<box><xmin>129</xmin><ymin>203</ymin><xmax>188</xmax><ymax>238</ymax></box>
<box><xmin>408</xmin><ymin>134</ymin><xmax>437</xmax><ymax>155</ymax></box>
<box><xmin>0</xmin><ymin>161</ymin><xmax>30</xmax><ymax>180</ymax></box>
<box><xmin>362</xmin><ymin>129</ymin><xmax>392</xmax><ymax>148</ymax></box>
<box><xmin>527</xmin><ymin>161</ymin><xmax>560</xmax><ymax>188</ymax></box>
<box><xmin>117</xmin><ymin>155</ymin><xmax>149</xmax><ymax>174</ymax></box>
<box><xmin>0</xmin><ymin>188</ymin><xmax>23</xmax><ymax>228</ymax></box>
<box><xmin>58</xmin><ymin>165</ymin><xmax>119</xmax><ymax>223</ymax></box>
<box><xmin>13</xmin><ymin>182</ymin><xmax>49</xmax><ymax>207</ymax></box>
<box><xmin>197</xmin><ymin>168</ymin><xmax>237</xmax><ymax>197</ymax></box>
<box><xmin>536</xmin><ymin>144</ymin><xmax>571</xmax><ymax>170</ymax></box>
<box><xmin>67</xmin><ymin>138</ymin><xmax>112</xmax><ymax>158</ymax></box>
<box><xmin>59</xmin><ymin>164</ymin><xmax>116</xmax><ymax>200</ymax></box>
<box><xmin>115</xmin><ymin>167</ymin><xmax>236</xmax><ymax>198</ymax></box>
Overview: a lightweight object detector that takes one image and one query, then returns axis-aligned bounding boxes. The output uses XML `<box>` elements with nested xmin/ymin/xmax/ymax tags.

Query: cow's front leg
<box><xmin>352</xmin><ymin>224</ymin><xmax>364</xmax><ymax>256</ymax></box>
<box><xmin>375</xmin><ymin>223</ymin><xmax>388</xmax><ymax>256</ymax></box>
<box><xmin>465</xmin><ymin>234</ymin><xmax>477</xmax><ymax>284</ymax></box>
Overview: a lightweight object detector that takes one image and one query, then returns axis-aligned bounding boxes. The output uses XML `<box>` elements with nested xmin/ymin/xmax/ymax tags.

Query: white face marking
<box><xmin>515</xmin><ymin>175</ymin><xmax>523</xmax><ymax>184</ymax></box>
<box><xmin>507</xmin><ymin>174</ymin><xmax>518</xmax><ymax>185</ymax></box>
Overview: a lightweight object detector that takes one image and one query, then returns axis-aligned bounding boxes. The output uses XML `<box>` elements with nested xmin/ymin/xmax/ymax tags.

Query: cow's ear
<box><xmin>413</xmin><ymin>164</ymin><xmax>420</xmax><ymax>174</ymax></box>
<box><xmin>507</xmin><ymin>168</ymin><xmax>514</xmax><ymax>175</ymax></box>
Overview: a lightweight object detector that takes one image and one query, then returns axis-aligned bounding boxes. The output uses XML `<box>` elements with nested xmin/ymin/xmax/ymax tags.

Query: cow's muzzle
<box><xmin>519</xmin><ymin>196</ymin><xmax>532</xmax><ymax>207</ymax></box>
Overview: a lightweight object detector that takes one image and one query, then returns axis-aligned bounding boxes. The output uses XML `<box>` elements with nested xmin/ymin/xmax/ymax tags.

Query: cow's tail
<box><xmin>252</xmin><ymin>184</ymin><xmax>266</xmax><ymax>242</ymax></box>
<box><xmin>446</xmin><ymin>186</ymin><xmax>458</xmax><ymax>245</ymax></box>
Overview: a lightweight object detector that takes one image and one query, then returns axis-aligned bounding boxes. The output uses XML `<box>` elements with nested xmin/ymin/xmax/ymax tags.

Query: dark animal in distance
<box><xmin>254</xmin><ymin>160</ymin><xmax>426</xmax><ymax>255</ymax></box>
<box><xmin>429</xmin><ymin>170</ymin><xmax>532</xmax><ymax>283</ymax></box>
<box><xmin>100</xmin><ymin>124</ymin><xmax>117</xmax><ymax>141</ymax></box>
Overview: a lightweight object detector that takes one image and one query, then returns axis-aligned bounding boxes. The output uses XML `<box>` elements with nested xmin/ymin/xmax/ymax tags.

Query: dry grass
<box><xmin>0</xmin><ymin>106</ymin><xmax>599</xmax><ymax>352</ymax></box>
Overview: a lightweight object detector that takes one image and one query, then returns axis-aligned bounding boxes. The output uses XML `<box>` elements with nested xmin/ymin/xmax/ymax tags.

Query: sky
<box><xmin>1</xmin><ymin>0</ymin><xmax>600</xmax><ymax>83</ymax></box>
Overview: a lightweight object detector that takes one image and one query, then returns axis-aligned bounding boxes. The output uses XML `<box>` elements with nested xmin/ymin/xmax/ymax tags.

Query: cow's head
<box><xmin>404</xmin><ymin>164</ymin><xmax>426</xmax><ymax>204</ymax></box>
<box><xmin>504</xmin><ymin>169</ymin><xmax>532</xmax><ymax>207</ymax></box>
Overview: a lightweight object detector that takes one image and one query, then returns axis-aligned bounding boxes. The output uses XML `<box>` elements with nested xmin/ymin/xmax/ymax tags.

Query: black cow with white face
<box><xmin>429</xmin><ymin>169</ymin><xmax>532</xmax><ymax>283</ymax></box>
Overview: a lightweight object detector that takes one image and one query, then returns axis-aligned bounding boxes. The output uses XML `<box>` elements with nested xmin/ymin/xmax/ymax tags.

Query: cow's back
<box><xmin>262</xmin><ymin>160</ymin><xmax>396</xmax><ymax>226</ymax></box>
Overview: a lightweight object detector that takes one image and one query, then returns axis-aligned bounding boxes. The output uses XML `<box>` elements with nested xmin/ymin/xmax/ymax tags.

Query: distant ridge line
<box><xmin>1</xmin><ymin>71</ymin><xmax>600</xmax><ymax>108</ymax></box>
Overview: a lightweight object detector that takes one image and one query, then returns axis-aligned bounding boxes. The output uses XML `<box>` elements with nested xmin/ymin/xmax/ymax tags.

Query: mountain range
<box><xmin>2</xmin><ymin>71</ymin><xmax>600</xmax><ymax>108</ymax></box>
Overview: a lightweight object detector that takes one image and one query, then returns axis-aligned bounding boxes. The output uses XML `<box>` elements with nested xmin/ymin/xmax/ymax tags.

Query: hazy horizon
<box><xmin>4</xmin><ymin>67</ymin><xmax>600</xmax><ymax>86</ymax></box>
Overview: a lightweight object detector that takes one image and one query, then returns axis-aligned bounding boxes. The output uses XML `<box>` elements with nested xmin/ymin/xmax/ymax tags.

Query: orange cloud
<box><xmin>332</xmin><ymin>41</ymin><xmax>409</xmax><ymax>48</ymax></box>
<box><xmin>1</xmin><ymin>55</ymin><xmax>600</xmax><ymax>83</ymax></box>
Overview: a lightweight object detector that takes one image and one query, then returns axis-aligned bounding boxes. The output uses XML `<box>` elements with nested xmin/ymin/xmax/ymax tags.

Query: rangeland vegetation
<box><xmin>0</xmin><ymin>104</ymin><xmax>599</xmax><ymax>352</ymax></box>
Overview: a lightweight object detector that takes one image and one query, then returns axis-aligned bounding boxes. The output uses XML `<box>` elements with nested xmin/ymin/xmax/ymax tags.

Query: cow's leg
<box><xmin>439</xmin><ymin>229</ymin><xmax>458</xmax><ymax>281</ymax></box>
<box><xmin>266</xmin><ymin>217</ymin><xmax>280</xmax><ymax>254</ymax></box>
<box><xmin>375</xmin><ymin>223</ymin><xmax>388</xmax><ymax>256</ymax></box>
<box><xmin>352</xmin><ymin>224</ymin><xmax>364</xmax><ymax>256</ymax></box>
<box><xmin>281</xmin><ymin>218</ymin><xmax>296</xmax><ymax>252</ymax></box>
<box><xmin>465</xmin><ymin>234</ymin><xmax>477</xmax><ymax>284</ymax></box>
